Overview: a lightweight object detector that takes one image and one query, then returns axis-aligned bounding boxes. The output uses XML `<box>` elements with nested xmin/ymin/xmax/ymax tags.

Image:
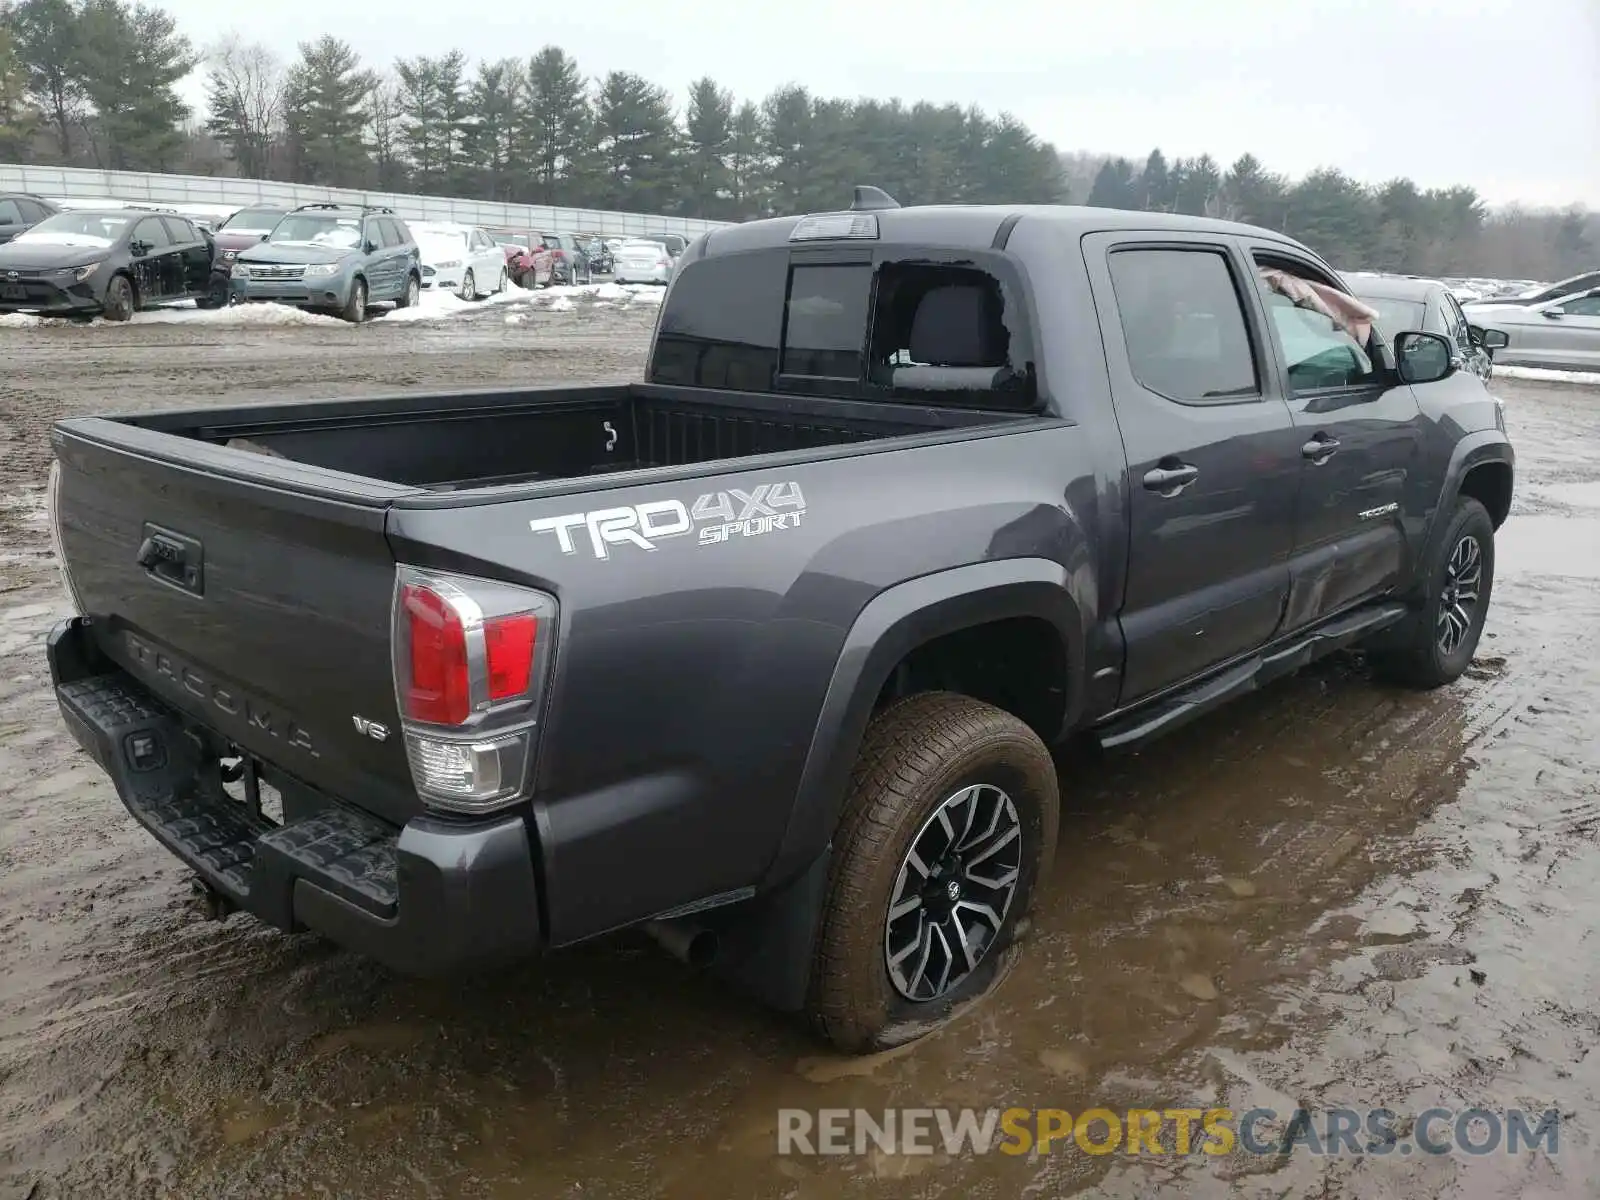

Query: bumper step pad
<box><xmin>58</xmin><ymin>672</ymin><xmax>399</xmax><ymax>925</ymax></box>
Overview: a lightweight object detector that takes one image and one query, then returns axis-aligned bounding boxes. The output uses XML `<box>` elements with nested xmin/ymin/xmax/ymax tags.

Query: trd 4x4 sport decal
<box><xmin>529</xmin><ymin>481</ymin><xmax>807</xmax><ymax>560</ymax></box>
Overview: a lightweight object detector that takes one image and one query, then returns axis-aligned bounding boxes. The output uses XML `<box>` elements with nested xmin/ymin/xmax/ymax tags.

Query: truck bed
<box><xmin>114</xmin><ymin>383</ymin><xmax>1018</xmax><ymax>493</ymax></box>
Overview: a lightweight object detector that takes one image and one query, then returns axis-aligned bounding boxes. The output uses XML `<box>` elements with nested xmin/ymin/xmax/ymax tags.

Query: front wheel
<box><xmin>460</xmin><ymin>270</ymin><xmax>476</xmax><ymax>301</ymax></box>
<box><xmin>1369</xmin><ymin>496</ymin><xmax>1495</xmax><ymax>688</ymax></box>
<box><xmin>341</xmin><ymin>277</ymin><xmax>367</xmax><ymax>323</ymax></box>
<box><xmin>806</xmin><ymin>692</ymin><xmax>1059</xmax><ymax>1053</ymax></box>
<box><xmin>102</xmin><ymin>274</ymin><xmax>136</xmax><ymax>322</ymax></box>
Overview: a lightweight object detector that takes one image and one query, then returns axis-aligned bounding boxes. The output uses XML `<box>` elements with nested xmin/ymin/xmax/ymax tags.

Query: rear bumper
<box><xmin>47</xmin><ymin>617</ymin><xmax>543</xmax><ymax>975</ymax></box>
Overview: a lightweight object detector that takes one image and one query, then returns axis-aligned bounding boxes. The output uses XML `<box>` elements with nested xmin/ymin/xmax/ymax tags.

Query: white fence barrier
<box><xmin>0</xmin><ymin>163</ymin><xmax>734</xmax><ymax>238</ymax></box>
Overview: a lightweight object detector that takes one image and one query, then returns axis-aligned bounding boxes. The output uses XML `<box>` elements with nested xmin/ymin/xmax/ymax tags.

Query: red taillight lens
<box><xmin>403</xmin><ymin>583</ymin><xmax>471</xmax><ymax>725</ymax></box>
<box><xmin>485</xmin><ymin>613</ymin><xmax>537</xmax><ymax>700</ymax></box>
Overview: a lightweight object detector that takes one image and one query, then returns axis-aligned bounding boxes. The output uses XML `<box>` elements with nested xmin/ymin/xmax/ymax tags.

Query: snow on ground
<box><xmin>0</xmin><ymin>279</ymin><xmax>668</xmax><ymax>332</ymax></box>
<box><xmin>1496</xmin><ymin>365</ymin><xmax>1600</xmax><ymax>388</ymax></box>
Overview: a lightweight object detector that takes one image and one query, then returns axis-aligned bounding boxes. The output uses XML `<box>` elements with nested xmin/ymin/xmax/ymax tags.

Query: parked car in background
<box><xmin>0</xmin><ymin>208</ymin><xmax>216</xmax><ymax>321</ymax></box>
<box><xmin>539</xmin><ymin>233</ymin><xmax>591</xmax><ymax>285</ymax></box>
<box><xmin>489</xmin><ymin>231</ymin><xmax>554</xmax><ymax>288</ymax></box>
<box><xmin>613</xmin><ymin>236</ymin><xmax>675</xmax><ymax>285</ymax></box>
<box><xmin>1463</xmin><ymin>269</ymin><xmax>1600</xmax><ymax>310</ymax></box>
<box><xmin>211</xmin><ymin>206</ymin><xmax>289</xmax><ymax>264</ymax></box>
<box><xmin>1348</xmin><ymin>274</ymin><xmax>1505</xmax><ymax>382</ymax></box>
<box><xmin>1457</xmin><ymin>287</ymin><xmax>1600</xmax><ymax>372</ymax></box>
<box><xmin>413</xmin><ymin>221</ymin><xmax>509</xmax><ymax>300</ymax></box>
<box><xmin>649</xmin><ymin>232</ymin><xmax>689</xmax><ymax>259</ymax></box>
<box><xmin>582</xmin><ymin>236</ymin><xmax>614</xmax><ymax>275</ymax></box>
<box><xmin>0</xmin><ymin>193</ymin><xmax>61</xmax><ymax>244</ymax></box>
<box><xmin>231</xmin><ymin>203</ymin><xmax>421</xmax><ymax>323</ymax></box>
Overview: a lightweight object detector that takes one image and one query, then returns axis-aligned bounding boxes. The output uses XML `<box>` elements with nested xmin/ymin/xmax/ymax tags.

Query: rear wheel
<box><xmin>341</xmin><ymin>277</ymin><xmax>367</xmax><ymax>323</ymax></box>
<box><xmin>396</xmin><ymin>273</ymin><xmax>420</xmax><ymax>310</ymax></box>
<box><xmin>194</xmin><ymin>272</ymin><xmax>230</xmax><ymax>310</ymax></box>
<box><xmin>806</xmin><ymin>692</ymin><xmax>1059</xmax><ymax>1052</ymax></box>
<box><xmin>1369</xmin><ymin>496</ymin><xmax>1495</xmax><ymax>688</ymax></box>
<box><xmin>497</xmin><ymin>267</ymin><xmax>508</xmax><ymax>294</ymax></box>
<box><xmin>101</xmin><ymin>274</ymin><xmax>135</xmax><ymax>322</ymax></box>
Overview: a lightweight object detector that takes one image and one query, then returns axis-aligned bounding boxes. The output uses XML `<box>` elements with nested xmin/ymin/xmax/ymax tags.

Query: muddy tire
<box><xmin>341</xmin><ymin>277</ymin><xmax>367</xmax><ymax>323</ymax></box>
<box><xmin>806</xmin><ymin>691</ymin><xmax>1059</xmax><ymax>1053</ymax></box>
<box><xmin>1370</xmin><ymin>496</ymin><xmax>1495</xmax><ymax>689</ymax></box>
<box><xmin>101</xmin><ymin>274</ymin><xmax>135</xmax><ymax>322</ymax></box>
<box><xmin>460</xmin><ymin>270</ymin><xmax>475</xmax><ymax>301</ymax></box>
<box><xmin>397</xmin><ymin>273</ymin><xmax>420</xmax><ymax>310</ymax></box>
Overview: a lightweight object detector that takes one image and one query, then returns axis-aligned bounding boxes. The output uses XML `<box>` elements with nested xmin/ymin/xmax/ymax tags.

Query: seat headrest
<box><xmin>908</xmin><ymin>285</ymin><xmax>1005</xmax><ymax>367</ymax></box>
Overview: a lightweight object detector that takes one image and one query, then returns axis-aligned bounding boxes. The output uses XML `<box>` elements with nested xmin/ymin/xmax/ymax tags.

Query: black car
<box><xmin>539</xmin><ymin>232</ymin><xmax>592</xmax><ymax>284</ymax></box>
<box><xmin>1349</xmin><ymin>274</ymin><xmax>1507</xmax><ymax>382</ymax></box>
<box><xmin>0</xmin><ymin>208</ymin><xmax>220</xmax><ymax>321</ymax></box>
<box><xmin>0</xmin><ymin>193</ymin><xmax>60</xmax><ymax>245</ymax></box>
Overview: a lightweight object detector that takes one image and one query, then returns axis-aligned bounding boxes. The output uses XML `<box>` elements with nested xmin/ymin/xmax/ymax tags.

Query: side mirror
<box><xmin>1477</xmin><ymin>327</ymin><xmax>1510</xmax><ymax>351</ymax></box>
<box><xmin>1541</xmin><ymin>307</ymin><xmax>1564</xmax><ymax>319</ymax></box>
<box><xmin>257</xmin><ymin>232</ymin><xmax>269</xmax><ymax>242</ymax></box>
<box><xmin>129</xmin><ymin>240</ymin><xmax>147</xmax><ymax>257</ymax></box>
<box><xmin>1394</xmin><ymin>331</ymin><xmax>1456</xmax><ymax>385</ymax></box>
<box><xmin>365</xmin><ymin>240</ymin><xmax>378</xmax><ymax>255</ymax></box>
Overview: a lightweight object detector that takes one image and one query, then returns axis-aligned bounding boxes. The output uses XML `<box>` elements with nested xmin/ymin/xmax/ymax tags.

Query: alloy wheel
<box><xmin>884</xmin><ymin>782</ymin><xmax>1023</xmax><ymax>1002</ymax></box>
<box><xmin>1437</xmin><ymin>533</ymin><xmax>1483</xmax><ymax>656</ymax></box>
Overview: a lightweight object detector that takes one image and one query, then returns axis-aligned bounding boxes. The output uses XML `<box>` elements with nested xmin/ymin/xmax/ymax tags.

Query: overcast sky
<box><xmin>164</xmin><ymin>0</ymin><xmax>1600</xmax><ymax>209</ymax></box>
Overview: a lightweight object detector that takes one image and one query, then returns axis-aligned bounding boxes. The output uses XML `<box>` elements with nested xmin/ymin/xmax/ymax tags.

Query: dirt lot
<box><xmin>2</xmin><ymin>303</ymin><xmax>1599</xmax><ymax>1199</ymax></box>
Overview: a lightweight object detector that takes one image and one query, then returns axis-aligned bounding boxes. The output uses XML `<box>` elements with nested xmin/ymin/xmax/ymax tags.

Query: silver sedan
<box><xmin>1463</xmin><ymin>288</ymin><xmax>1600</xmax><ymax>372</ymax></box>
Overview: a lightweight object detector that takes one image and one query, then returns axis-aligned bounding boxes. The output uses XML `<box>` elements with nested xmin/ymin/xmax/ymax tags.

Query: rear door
<box><xmin>162</xmin><ymin>216</ymin><xmax>212</xmax><ymax>296</ymax></box>
<box><xmin>129</xmin><ymin>217</ymin><xmax>175</xmax><ymax>301</ymax></box>
<box><xmin>1083</xmin><ymin>232</ymin><xmax>1302</xmax><ymax>702</ymax></box>
<box><xmin>1538</xmin><ymin>291</ymin><xmax>1600</xmax><ymax>369</ymax></box>
<box><xmin>1242</xmin><ymin>244</ymin><xmax>1424</xmax><ymax>629</ymax></box>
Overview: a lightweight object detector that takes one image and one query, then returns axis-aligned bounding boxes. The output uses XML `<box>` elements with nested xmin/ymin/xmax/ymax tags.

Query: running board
<box><xmin>1094</xmin><ymin>602</ymin><xmax>1409</xmax><ymax>752</ymax></box>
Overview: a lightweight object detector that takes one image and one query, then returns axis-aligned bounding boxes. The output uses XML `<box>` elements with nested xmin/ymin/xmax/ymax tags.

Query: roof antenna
<box><xmin>851</xmin><ymin>185</ymin><xmax>900</xmax><ymax>212</ymax></box>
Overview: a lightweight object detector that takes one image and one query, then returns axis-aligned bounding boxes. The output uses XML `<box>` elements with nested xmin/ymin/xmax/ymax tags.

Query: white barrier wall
<box><xmin>0</xmin><ymin>163</ymin><xmax>735</xmax><ymax>238</ymax></box>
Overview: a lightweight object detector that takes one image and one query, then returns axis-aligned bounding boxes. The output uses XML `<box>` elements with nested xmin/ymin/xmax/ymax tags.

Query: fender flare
<box><xmin>761</xmin><ymin>557</ymin><xmax>1086</xmax><ymax>888</ymax></box>
<box><xmin>1419</xmin><ymin>431</ymin><xmax>1514</xmax><ymax>579</ymax></box>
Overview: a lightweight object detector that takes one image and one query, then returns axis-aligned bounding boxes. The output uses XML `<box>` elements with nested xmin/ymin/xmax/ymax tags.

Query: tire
<box><xmin>806</xmin><ymin>691</ymin><xmax>1059</xmax><ymax>1053</ymax></box>
<box><xmin>581</xmin><ymin>262</ymin><xmax>592</xmax><ymax>285</ymax></box>
<box><xmin>341</xmin><ymin>277</ymin><xmax>367</xmax><ymax>323</ymax></box>
<box><xmin>396</xmin><ymin>273</ymin><xmax>420</xmax><ymax>310</ymax></box>
<box><xmin>194</xmin><ymin>273</ymin><xmax>229</xmax><ymax>310</ymax></box>
<box><xmin>497</xmin><ymin>267</ymin><xmax>508</xmax><ymax>294</ymax></box>
<box><xmin>102</xmin><ymin>274</ymin><xmax>135</xmax><ymax>322</ymax></box>
<box><xmin>460</xmin><ymin>270</ymin><xmax>475</xmax><ymax>301</ymax></box>
<box><xmin>1369</xmin><ymin>496</ymin><xmax>1495</xmax><ymax>689</ymax></box>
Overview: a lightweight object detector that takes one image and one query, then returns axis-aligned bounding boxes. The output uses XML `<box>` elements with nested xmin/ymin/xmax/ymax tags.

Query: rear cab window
<box><xmin>649</xmin><ymin>244</ymin><xmax>1038</xmax><ymax>409</ymax></box>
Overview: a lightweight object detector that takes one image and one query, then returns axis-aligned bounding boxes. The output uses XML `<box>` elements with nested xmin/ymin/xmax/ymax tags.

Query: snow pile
<box><xmin>0</xmin><ymin>312</ymin><xmax>42</xmax><ymax>328</ymax></box>
<box><xmin>1496</xmin><ymin>366</ymin><xmax>1600</xmax><ymax>388</ymax></box>
<box><xmin>137</xmin><ymin>303</ymin><xmax>343</xmax><ymax>328</ymax></box>
<box><xmin>546</xmin><ymin>296</ymin><xmax>575</xmax><ymax>313</ymax></box>
<box><xmin>378</xmin><ymin>281</ymin><xmax>536</xmax><ymax>323</ymax></box>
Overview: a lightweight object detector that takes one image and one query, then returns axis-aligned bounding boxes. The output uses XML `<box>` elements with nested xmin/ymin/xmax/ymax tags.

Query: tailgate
<box><xmin>52</xmin><ymin>420</ymin><xmax>422</xmax><ymax>825</ymax></box>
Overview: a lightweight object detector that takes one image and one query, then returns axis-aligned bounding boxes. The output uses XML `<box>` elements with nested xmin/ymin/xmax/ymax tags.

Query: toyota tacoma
<box><xmin>45</xmin><ymin>188</ymin><xmax>1513</xmax><ymax>1051</ymax></box>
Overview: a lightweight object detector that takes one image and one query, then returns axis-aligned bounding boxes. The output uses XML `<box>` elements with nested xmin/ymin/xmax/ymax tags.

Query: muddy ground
<box><xmin>2</xmin><ymin>303</ymin><xmax>1599</xmax><ymax>1199</ymax></box>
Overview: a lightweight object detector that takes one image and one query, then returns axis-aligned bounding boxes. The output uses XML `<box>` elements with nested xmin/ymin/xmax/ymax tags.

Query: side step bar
<box><xmin>1094</xmin><ymin>602</ymin><xmax>1408</xmax><ymax>752</ymax></box>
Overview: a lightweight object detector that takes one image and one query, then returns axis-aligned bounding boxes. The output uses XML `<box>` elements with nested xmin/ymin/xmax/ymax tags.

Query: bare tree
<box><xmin>366</xmin><ymin>73</ymin><xmax>406</xmax><ymax>191</ymax></box>
<box><xmin>203</xmin><ymin>33</ymin><xmax>284</xmax><ymax>179</ymax></box>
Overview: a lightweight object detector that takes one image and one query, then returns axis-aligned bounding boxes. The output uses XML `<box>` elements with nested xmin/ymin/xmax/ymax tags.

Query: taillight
<box><xmin>392</xmin><ymin>567</ymin><xmax>557</xmax><ymax>814</ymax></box>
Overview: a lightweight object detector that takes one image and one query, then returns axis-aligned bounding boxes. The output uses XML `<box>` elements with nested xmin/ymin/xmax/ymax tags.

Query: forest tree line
<box><xmin>0</xmin><ymin>0</ymin><xmax>1592</xmax><ymax>281</ymax></box>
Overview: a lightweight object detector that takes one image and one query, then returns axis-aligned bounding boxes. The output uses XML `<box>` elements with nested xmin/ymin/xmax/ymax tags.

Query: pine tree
<box><xmin>465</xmin><ymin>58</ymin><xmax>519</xmax><ymax>200</ymax></box>
<box><xmin>1138</xmin><ymin>148</ymin><xmax>1170</xmax><ymax>211</ymax></box>
<box><xmin>760</xmin><ymin>84</ymin><xmax>811</xmax><ymax>215</ymax></box>
<box><xmin>282</xmin><ymin>35</ymin><xmax>374</xmax><ymax>187</ymax></box>
<box><xmin>726</xmin><ymin>98</ymin><xmax>767</xmax><ymax>218</ymax></box>
<box><xmin>76</xmin><ymin>0</ymin><xmax>195</xmax><ymax>170</ymax></box>
<box><xmin>1087</xmin><ymin>157</ymin><xmax>1138</xmax><ymax>209</ymax></box>
<box><xmin>592</xmin><ymin>70</ymin><xmax>678</xmax><ymax>212</ymax></box>
<box><xmin>680</xmin><ymin>76</ymin><xmax>732</xmax><ymax>218</ymax></box>
<box><xmin>523</xmin><ymin>46</ymin><xmax>590</xmax><ymax>205</ymax></box>
<box><xmin>3</xmin><ymin>0</ymin><xmax>82</xmax><ymax>159</ymax></box>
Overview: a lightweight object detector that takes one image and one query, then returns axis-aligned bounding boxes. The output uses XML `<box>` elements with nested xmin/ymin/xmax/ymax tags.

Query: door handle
<box><xmin>1143</xmin><ymin>463</ymin><xmax>1199</xmax><ymax>493</ymax></box>
<box><xmin>1302</xmin><ymin>436</ymin><xmax>1340</xmax><ymax>462</ymax></box>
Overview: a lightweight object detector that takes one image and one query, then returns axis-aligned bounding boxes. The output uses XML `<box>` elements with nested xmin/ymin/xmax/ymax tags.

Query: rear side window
<box><xmin>782</xmin><ymin>264</ymin><xmax>871</xmax><ymax>379</ymax></box>
<box><xmin>160</xmin><ymin>216</ymin><xmax>194</xmax><ymax>243</ymax></box>
<box><xmin>1108</xmin><ymin>248</ymin><xmax>1259</xmax><ymax>403</ymax></box>
<box><xmin>0</xmin><ymin>199</ymin><xmax>23</xmax><ymax>223</ymax></box>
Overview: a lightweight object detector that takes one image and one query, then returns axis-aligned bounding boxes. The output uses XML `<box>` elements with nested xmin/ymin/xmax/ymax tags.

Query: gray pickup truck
<box><xmin>46</xmin><ymin>188</ymin><xmax>1513</xmax><ymax>1052</ymax></box>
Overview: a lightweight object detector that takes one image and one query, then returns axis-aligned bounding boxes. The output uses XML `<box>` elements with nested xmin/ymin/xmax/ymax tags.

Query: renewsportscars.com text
<box><xmin>777</xmin><ymin>1106</ymin><xmax>1562</xmax><ymax>1158</ymax></box>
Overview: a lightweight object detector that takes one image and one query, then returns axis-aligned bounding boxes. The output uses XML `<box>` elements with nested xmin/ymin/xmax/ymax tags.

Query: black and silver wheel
<box><xmin>460</xmin><ymin>270</ymin><xmax>476</xmax><ymax>301</ymax></box>
<box><xmin>1370</xmin><ymin>496</ymin><xmax>1495</xmax><ymax>688</ymax></box>
<box><xmin>102</xmin><ymin>274</ymin><xmax>135</xmax><ymax>322</ymax></box>
<box><xmin>806</xmin><ymin>691</ymin><xmax>1059</xmax><ymax>1052</ymax></box>
<box><xmin>397</xmin><ymin>273</ymin><xmax>420</xmax><ymax>309</ymax></box>
<box><xmin>885</xmin><ymin>782</ymin><xmax>1023</xmax><ymax>1002</ymax></box>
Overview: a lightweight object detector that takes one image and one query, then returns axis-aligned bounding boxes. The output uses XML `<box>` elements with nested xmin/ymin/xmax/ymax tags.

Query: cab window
<box><xmin>1255</xmin><ymin>257</ymin><xmax>1378</xmax><ymax>391</ymax></box>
